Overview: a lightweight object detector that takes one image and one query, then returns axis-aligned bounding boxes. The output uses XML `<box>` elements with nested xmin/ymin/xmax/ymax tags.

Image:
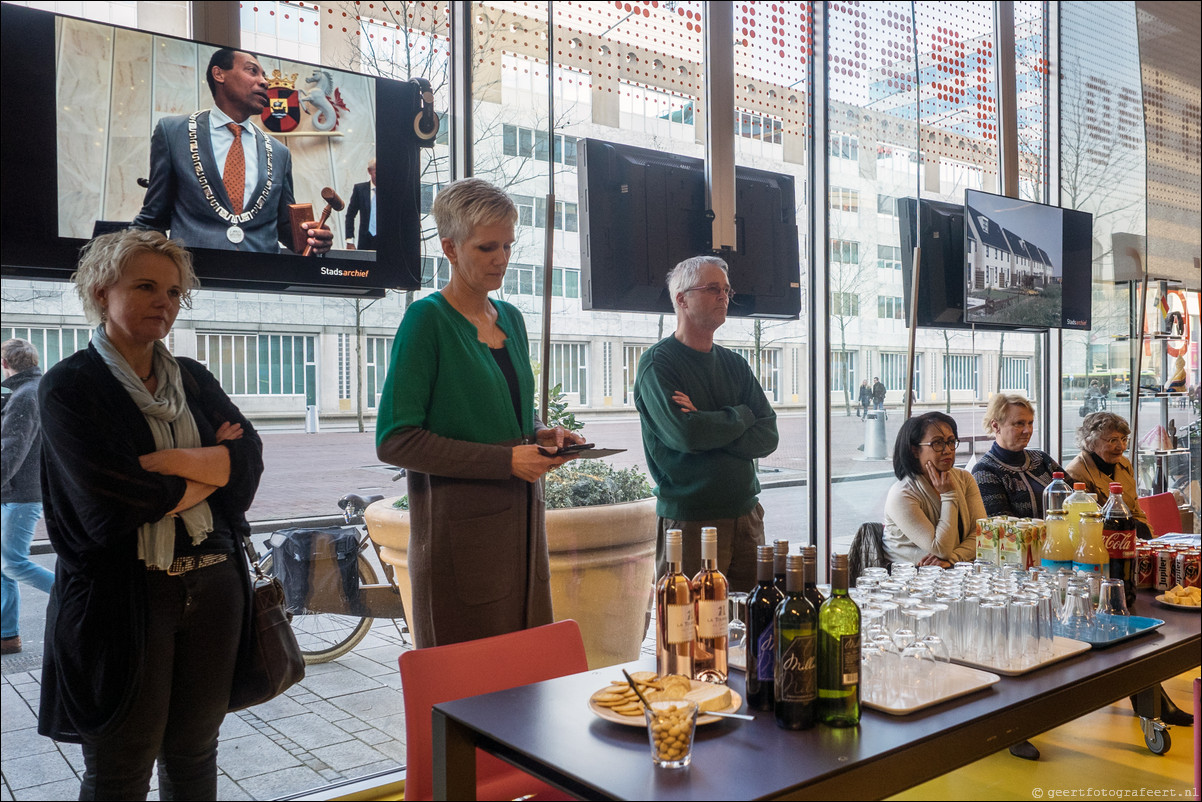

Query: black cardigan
<box><xmin>37</xmin><ymin>344</ymin><xmax>264</xmax><ymax>743</ymax></box>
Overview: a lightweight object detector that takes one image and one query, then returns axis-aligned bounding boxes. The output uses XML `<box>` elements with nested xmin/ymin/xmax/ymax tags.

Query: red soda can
<box><xmin>1153</xmin><ymin>547</ymin><xmax>1177</xmax><ymax>591</ymax></box>
<box><xmin>1135</xmin><ymin>544</ymin><xmax>1154</xmax><ymax>589</ymax></box>
<box><xmin>1175</xmin><ymin>549</ymin><xmax>1200</xmax><ymax>589</ymax></box>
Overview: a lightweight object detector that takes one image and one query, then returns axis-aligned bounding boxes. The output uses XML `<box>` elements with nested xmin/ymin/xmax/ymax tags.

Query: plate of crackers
<box><xmin>588</xmin><ymin>671</ymin><xmax>744</xmax><ymax>726</ymax></box>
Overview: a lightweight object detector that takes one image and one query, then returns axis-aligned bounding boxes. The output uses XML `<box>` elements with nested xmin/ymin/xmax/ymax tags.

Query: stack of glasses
<box><xmin>850</xmin><ymin>562</ymin><xmax>1130</xmax><ymax>704</ymax></box>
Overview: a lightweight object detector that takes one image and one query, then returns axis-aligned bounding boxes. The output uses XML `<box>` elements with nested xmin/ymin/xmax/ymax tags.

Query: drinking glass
<box><xmin>1059</xmin><ymin>585</ymin><xmax>1095</xmax><ymax>639</ymax></box>
<box><xmin>1007</xmin><ymin>598</ymin><xmax>1040</xmax><ymax>670</ymax></box>
<box><xmin>1095</xmin><ymin>578</ymin><xmax>1130</xmax><ymax>635</ymax></box>
<box><xmin>976</xmin><ymin>600</ymin><xmax>1009</xmax><ymax>666</ymax></box>
<box><xmin>727</xmin><ymin>591</ymin><xmax>748</xmax><ymax>655</ymax></box>
<box><xmin>645</xmin><ymin>700</ymin><xmax>699</xmax><ymax>768</ymax></box>
<box><xmin>918</xmin><ymin>602</ymin><xmax>951</xmax><ymax>664</ymax></box>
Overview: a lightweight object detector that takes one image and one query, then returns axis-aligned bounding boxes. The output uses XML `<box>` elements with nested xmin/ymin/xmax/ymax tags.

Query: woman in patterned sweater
<box><xmin>971</xmin><ymin>394</ymin><xmax>1066</xmax><ymax>519</ymax></box>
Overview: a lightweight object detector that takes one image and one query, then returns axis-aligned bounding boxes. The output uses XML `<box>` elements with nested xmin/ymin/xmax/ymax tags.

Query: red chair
<box><xmin>398</xmin><ymin>620</ymin><xmax>588</xmax><ymax>801</ymax></box>
<box><xmin>1137</xmin><ymin>492</ymin><xmax>1183</xmax><ymax>538</ymax></box>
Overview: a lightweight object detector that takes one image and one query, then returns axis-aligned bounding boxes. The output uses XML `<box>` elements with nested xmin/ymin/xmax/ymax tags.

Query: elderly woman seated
<box><xmin>1064</xmin><ymin>411</ymin><xmax>1151</xmax><ymax>540</ymax></box>
<box><xmin>1066</xmin><ymin>411</ymin><xmax>1190</xmax><ymax>728</ymax></box>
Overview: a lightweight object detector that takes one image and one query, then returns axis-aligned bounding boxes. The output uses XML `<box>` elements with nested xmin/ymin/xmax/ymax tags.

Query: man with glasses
<box><xmin>634</xmin><ymin>255</ymin><xmax>778</xmax><ymax>590</ymax></box>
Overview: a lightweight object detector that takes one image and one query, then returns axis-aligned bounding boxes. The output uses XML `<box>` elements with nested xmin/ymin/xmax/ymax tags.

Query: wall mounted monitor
<box><xmin>963</xmin><ymin>189</ymin><xmax>1093</xmax><ymax>330</ymax></box>
<box><xmin>898</xmin><ymin>197</ymin><xmax>972</xmax><ymax>329</ymax></box>
<box><xmin>578</xmin><ymin>139</ymin><xmax>801</xmax><ymax>318</ymax></box>
<box><xmin>1</xmin><ymin>4</ymin><xmax>427</xmax><ymax>296</ymax></box>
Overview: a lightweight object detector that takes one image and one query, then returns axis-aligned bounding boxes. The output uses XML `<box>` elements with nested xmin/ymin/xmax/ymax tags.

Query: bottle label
<box><xmin>664</xmin><ymin>603</ymin><xmax>695</xmax><ymax>645</ymax></box>
<box><xmin>1041</xmin><ymin>558</ymin><xmax>1073</xmax><ymax>570</ymax></box>
<box><xmin>776</xmin><ymin>634</ymin><xmax>817</xmax><ymax>703</ymax></box>
<box><xmin>755</xmin><ymin>627</ymin><xmax>776</xmax><ymax>683</ymax></box>
<box><xmin>1073</xmin><ymin>561</ymin><xmax>1103</xmax><ymax>575</ymax></box>
<box><xmin>1102</xmin><ymin>527</ymin><xmax>1136</xmax><ymax>559</ymax></box>
<box><xmin>839</xmin><ymin>634</ymin><xmax>860</xmax><ymax>686</ymax></box>
<box><xmin>696</xmin><ymin>599</ymin><xmax>728</xmax><ymax>639</ymax></box>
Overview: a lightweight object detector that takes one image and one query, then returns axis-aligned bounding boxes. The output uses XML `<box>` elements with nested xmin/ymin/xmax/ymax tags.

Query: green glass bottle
<box><xmin>818</xmin><ymin>553</ymin><xmax>861</xmax><ymax>726</ymax></box>
<box><xmin>774</xmin><ymin>554</ymin><xmax>817</xmax><ymax>730</ymax></box>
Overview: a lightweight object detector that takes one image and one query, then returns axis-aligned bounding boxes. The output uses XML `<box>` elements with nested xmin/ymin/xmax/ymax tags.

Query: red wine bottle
<box><xmin>746</xmin><ymin>545</ymin><xmax>784</xmax><ymax>711</ymax></box>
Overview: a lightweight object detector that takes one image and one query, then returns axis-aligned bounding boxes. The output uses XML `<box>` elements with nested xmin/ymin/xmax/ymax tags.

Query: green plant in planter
<box><xmin>545</xmin><ymin>459</ymin><xmax>653</xmax><ymax>510</ymax></box>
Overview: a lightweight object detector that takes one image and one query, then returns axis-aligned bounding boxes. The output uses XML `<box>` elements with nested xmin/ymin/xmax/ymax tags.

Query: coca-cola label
<box><xmin>1102</xmin><ymin>528</ymin><xmax>1136</xmax><ymax>559</ymax></box>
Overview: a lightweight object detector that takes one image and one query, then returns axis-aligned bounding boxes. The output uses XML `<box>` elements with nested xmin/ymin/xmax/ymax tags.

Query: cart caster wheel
<box><xmin>1144</xmin><ymin>726</ymin><xmax>1170</xmax><ymax>755</ymax></box>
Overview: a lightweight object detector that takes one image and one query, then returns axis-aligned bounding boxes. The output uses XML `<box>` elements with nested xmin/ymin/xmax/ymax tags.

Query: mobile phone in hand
<box><xmin>537</xmin><ymin>442</ymin><xmax>594</xmax><ymax>457</ymax></box>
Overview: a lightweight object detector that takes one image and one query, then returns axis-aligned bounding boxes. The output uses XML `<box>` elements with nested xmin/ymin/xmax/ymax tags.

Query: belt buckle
<box><xmin>166</xmin><ymin>557</ymin><xmax>191</xmax><ymax>576</ymax></box>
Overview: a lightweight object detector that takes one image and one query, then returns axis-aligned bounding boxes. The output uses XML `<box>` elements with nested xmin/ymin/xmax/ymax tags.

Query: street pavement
<box><xmin>0</xmin><ymin>402</ymin><xmax>1058</xmax><ymax>800</ymax></box>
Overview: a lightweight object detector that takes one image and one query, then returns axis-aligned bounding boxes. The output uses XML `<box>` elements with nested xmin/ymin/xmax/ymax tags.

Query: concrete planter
<box><xmin>365</xmin><ymin>496</ymin><xmax>657</xmax><ymax>669</ymax></box>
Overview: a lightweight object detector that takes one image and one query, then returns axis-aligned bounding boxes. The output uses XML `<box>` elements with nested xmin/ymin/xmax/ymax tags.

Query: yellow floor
<box><xmin>889</xmin><ymin>670</ymin><xmax>1199</xmax><ymax>801</ymax></box>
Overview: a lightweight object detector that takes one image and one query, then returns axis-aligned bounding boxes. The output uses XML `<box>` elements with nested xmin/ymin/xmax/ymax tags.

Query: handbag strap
<box><xmin>239</xmin><ymin>532</ymin><xmax>269</xmax><ymax>583</ymax></box>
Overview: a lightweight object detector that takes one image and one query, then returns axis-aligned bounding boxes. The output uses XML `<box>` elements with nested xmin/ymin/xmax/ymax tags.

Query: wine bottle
<box><xmin>692</xmin><ymin>527</ymin><xmax>728</xmax><ymax>683</ymax></box>
<box><xmin>775</xmin><ymin>554</ymin><xmax>817</xmax><ymax>730</ymax></box>
<box><xmin>801</xmin><ymin>545</ymin><xmax>826</xmax><ymax>612</ymax></box>
<box><xmin>773</xmin><ymin>539</ymin><xmax>789</xmax><ymax>593</ymax></box>
<box><xmin>746</xmin><ymin>545</ymin><xmax>784</xmax><ymax>711</ymax></box>
<box><xmin>656</xmin><ymin>529</ymin><xmax>694</xmax><ymax>678</ymax></box>
<box><xmin>819</xmin><ymin>554</ymin><xmax>861</xmax><ymax>727</ymax></box>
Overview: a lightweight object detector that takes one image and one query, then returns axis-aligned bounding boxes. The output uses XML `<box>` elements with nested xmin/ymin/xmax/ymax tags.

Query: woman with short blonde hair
<box><xmin>376</xmin><ymin>178</ymin><xmax>582</xmax><ymax>648</ymax></box>
<box><xmin>971</xmin><ymin>394</ymin><xmax>1065</xmax><ymax>519</ymax></box>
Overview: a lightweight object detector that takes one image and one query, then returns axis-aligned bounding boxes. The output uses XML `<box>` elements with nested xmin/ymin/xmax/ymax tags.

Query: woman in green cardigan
<box><xmin>375</xmin><ymin>178</ymin><xmax>581</xmax><ymax>648</ymax></box>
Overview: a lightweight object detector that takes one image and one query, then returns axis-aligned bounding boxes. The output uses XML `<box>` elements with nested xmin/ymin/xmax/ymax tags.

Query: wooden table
<box><xmin>431</xmin><ymin>595</ymin><xmax>1200</xmax><ymax>800</ymax></box>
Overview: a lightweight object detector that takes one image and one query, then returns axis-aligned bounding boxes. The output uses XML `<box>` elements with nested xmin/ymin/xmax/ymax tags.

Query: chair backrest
<box><xmin>849</xmin><ymin>522</ymin><xmax>890</xmax><ymax>581</ymax></box>
<box><xmin>398</xmin><ymin>620</ymin><xmax>588</xmax><ymax>801</ymax></box>
<box><xmin>1137</xmin><ymin>492</ymin><xmax>1182</xmax><ymax>538</ymax></box>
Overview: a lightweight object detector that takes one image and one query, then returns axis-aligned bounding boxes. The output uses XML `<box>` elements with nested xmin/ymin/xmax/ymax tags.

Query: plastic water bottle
<box><xmin>1042</xmin><ymin>472</ymin><xmax>1071</xmax><ymax>519</ymax></box>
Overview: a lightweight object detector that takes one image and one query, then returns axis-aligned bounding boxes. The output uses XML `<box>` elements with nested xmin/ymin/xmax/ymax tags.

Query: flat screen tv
<box><xmin>898</xmin><ymin>197</ymin><xmax>972</xmax><ymax>329</ymax></box>
<box><xmin>1</xmin><ymin>4</ymin><xmax>427</xmax><ymax>295</ymax></box>
<box><xmin>578</xmin><ymin>139</ymin><xmax>801</xmax><ymax>318</ymax></box>
<box><xmin>963</xmin><ymin>189</ymin><xmax>1093</xmax><ymax>330</ymax></box>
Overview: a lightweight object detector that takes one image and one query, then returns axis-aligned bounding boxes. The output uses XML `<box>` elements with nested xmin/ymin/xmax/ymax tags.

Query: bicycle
<box><xmin>258</xmin><ymin>492</ymin><xmax>409</xmax><ymax>664</ymax></box>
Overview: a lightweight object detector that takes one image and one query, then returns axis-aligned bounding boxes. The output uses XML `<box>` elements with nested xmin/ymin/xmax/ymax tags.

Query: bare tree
<box><xmin>828</xmin><ymin>247</ymin><xmax>875</xmax><ymax>417</ymax></box>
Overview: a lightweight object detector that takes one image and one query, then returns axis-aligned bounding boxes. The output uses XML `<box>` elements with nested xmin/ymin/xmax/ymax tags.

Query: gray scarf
<box><xmin>92</xmin><ymin>325</ymin><xmax>213</xmax><ymax>568</ymax></box>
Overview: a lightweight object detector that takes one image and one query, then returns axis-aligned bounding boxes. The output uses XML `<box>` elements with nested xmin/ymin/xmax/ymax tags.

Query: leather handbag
<box><xmin>228</xmin><ymin>534</ymin><xmax>305</xmax><ymax>712</ymax></box>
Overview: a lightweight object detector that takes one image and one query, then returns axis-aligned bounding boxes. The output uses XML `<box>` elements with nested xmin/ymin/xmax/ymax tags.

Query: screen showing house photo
<box><xmin>963</xmin><ymin>189</ymin><xmax>1093</xmax><ymax>330</ymax></box>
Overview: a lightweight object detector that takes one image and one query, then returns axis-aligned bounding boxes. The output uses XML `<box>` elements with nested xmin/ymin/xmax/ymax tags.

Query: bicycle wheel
<box><xmin>259</xmin><ymin>552</ymin><xmax>376</xmax><ymax>664</ymax></box>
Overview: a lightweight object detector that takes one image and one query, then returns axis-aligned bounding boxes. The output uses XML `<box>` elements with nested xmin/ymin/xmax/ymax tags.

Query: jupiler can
<box><xmin>1175</xmin><ymin>548</ymin><xmax>1200</xmax><ymax>589</ymax></box>
<box><xmin>1153</xmin><ymin>547</ymin><xmax>1177</xmax><ymax>592</ymax></box>
<box><xmin>1135</xmin><ymin>544</ymin><xmax>1154</xmax><ymax>589</ymax></box>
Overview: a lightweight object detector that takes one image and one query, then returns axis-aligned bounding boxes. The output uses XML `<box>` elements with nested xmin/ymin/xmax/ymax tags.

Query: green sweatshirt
<box><xmin>633</xmin><ymin>335</ymin><xmax>779</xmax><ymax>520</ymax></box>
<box><xmin>376</xmin><ymin>293</ymin><xmax>536</xmax><ymax>448</ymax></box>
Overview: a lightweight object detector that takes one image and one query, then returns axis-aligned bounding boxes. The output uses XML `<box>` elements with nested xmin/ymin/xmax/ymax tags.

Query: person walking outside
<box><xmin>872</xmin><ymin>376</ymin><xmax>887</xmax><ymax>418</ymax></box>
<box><xmin>857</xmin><ymin>379</ymin><xmax>871</xmax><ymax>418</ymax></box>
<box><xmin>1</xmin><ymin>339</ymin><xmax>53</xmax><ymax>655</ymax></box>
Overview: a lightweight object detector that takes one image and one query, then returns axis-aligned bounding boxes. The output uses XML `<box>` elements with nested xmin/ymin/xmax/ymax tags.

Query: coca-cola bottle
<box><xmin>1100</xmin><ymin>482</ymin><xmax>1137</xmax><ymax>608</ymax></box>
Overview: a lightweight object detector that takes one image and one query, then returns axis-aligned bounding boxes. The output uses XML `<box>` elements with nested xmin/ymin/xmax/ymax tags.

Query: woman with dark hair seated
<box><xmin>883</xmin><ymin>411</ymin><xmax>983</xmax><ymax>568</ymax></box>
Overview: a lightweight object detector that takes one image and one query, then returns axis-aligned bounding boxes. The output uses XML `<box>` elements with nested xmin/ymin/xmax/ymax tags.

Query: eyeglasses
<box><xmin>682</xmin><ymin>284</ymin><xmax>736</xmax><ymax>300</ymax></box>
<box><xmin>918</xmin><ymin>438</ymin><xmax>959</xmax><ymax>452</ymax></box>
<box><xmin>1102</xmin><ymin>435</ymin><xmax>1129</xmax><ymax>448</ymax></box>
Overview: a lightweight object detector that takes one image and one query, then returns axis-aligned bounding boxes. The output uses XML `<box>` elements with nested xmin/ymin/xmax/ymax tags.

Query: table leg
<box><xmin>432</xmin><ymin>708</ymin><xmax>477</xmax><ymax>801</ymax></box>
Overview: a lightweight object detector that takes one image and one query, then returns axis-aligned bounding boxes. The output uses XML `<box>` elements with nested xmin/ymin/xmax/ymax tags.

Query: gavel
<box><xmin>302</xmin><ymin>187</ymin><xmax>344</xmax><ymax>256</ymax></box>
